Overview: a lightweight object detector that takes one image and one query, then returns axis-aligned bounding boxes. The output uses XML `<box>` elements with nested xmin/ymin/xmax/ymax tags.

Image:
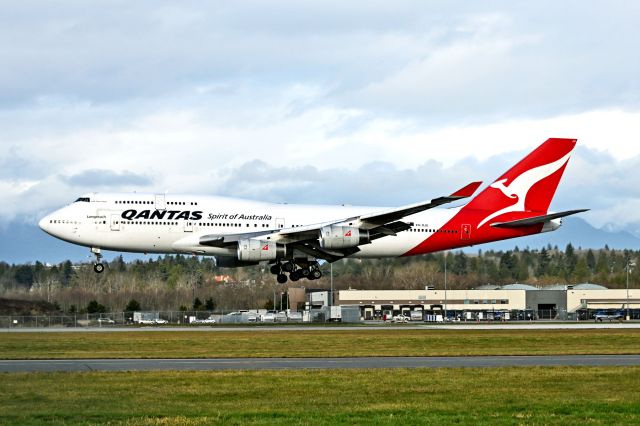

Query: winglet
<box><xmin>450</xmin><ymin>181</ymin><xmax>483</xmax><ymax>198</ymax></box>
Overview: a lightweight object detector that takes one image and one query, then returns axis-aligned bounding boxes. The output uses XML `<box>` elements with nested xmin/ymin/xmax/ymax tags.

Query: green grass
<box><xmin>1</xmin><ymin>329</ymin><xmax>639</xmax><ymax>359</ymax></box>
<box><xmin>1</xmin><ymin>367</ymin><xmax>639</xmax><ymax>424</ymax></box>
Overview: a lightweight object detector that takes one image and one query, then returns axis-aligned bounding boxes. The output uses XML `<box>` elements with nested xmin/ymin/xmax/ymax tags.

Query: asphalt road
<box><xmin>2</xmin><ymin>355</ymin><xmax>640</xmax><ymax>372</ymax></box>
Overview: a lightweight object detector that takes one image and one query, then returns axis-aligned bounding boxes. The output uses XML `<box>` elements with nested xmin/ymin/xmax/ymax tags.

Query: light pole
<box><xmin>444</xmin><ymin>251</ymin><xmax>448</xmax><ymax>321</ymax></box>
<box><xmin>627</xmin><ymin>260</ymin><xmax>635</xmax><ymax>321</ymax></box>
<box><xmin>330</xmin><ymin>263</ymin><xmax>333</xmax><ymax>307</ymax></box>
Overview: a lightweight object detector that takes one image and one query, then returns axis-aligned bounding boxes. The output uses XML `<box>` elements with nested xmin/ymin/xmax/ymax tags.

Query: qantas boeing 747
<box><xmin>39</xmin><ymin>138</ymin><xmax>587</xmax><ymax>283</ymax></box>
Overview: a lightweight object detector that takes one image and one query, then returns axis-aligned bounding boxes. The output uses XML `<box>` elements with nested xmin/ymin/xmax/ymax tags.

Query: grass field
<box><xmin>1</xmin><ymin>367</ymin><xmax>639</xmax><ymax>424</ymax></box>
<box><xmin>1</xmin><ymin>329</ymin><xmax>639</xmax><ymax>359</ymax></box>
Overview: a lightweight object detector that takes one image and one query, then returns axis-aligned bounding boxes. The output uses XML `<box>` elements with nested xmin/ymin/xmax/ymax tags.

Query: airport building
<box><xmin>304</xmin><ymin>283</ymin><xmax>640</xmax><ymax>321</ymax></box>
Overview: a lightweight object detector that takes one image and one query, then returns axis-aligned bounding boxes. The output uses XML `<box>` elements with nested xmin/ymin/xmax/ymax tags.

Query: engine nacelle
<box><xmin>237</xmin><ymin>239</ymin><xmax>286</xmax><ymax>262</ymax></box>
<box><xmin>319</xmin><ymin>225</ymin><xmax>370</xmax><ymax>249</ymax></box>
<box><xmin>541</xmin><ymin>218</ymin><xmax>562</xmax><ymax>233</ymax></box>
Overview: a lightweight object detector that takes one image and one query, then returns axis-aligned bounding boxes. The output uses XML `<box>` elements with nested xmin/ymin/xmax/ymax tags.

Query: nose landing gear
<box><xmin>91</xmin><ymin>247</ymin><xmax>105</xmax><ymax>274</ymax></box>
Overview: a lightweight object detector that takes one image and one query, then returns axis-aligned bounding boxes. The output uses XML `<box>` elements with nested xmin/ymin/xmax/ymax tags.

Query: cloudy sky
<box><xmin>2</xmin><ymin>1</ymin><xmax>640</xmax><ymax>236</ymax></box>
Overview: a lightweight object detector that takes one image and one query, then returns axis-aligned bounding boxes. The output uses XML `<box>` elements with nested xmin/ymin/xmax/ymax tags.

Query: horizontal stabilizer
<box><xmin>490</xmin><ymin>209</ymin><xmax>589</xmax><ymax>228</ymax></box>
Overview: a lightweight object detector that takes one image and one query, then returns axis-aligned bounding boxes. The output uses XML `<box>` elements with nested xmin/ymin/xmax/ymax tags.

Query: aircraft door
<box><xmin>110</xmin><ymin>214</ymin><xmax>121</xmax><ymax>231</ymax></box>
<box><xmin>275</xmin><ymin>218</ymin><xmax>285</xmax><ymax>229</ymax></box>
<box><xmin>461</xmin><ymin>224</ymin><xmax>471</xmax><ymax>240</ymax></box>
<box><xmin>154</xmin><ymin>194</ymin><xmax>166</xmax><ymax>211</ymax></box>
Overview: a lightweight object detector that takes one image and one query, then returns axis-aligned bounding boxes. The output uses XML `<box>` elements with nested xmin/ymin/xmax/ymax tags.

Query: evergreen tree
<box><xmin>565</xmin><ymin>243</ymin><xmax>577</xmax><ymax>276</ymax></box>
<box><xmin>193</xmin><ymin>297</ymin><xmax>203</xmax><ymax>310</ymax></box>
<box><xmin>61</xmin><ymin>260</ymin><xmax>74</xmax><ymax>286</ymax></box>
<box><xmin>537</xmin><ymin>247</ymin><xmax>550</xmax><ymax>276</ymax></box>
<box><xmin>574</xmin><ymin>257</ymin><xmax>590</xmax><ymax>282</ymax></box>
<box><xmin>499</xmin><ymin>252</ymin><xmax>517</xmax><ymax>280</ymax></box>
<box><xmin>205</xmin><ymin>297</ymin><xmax>216</xmax><ymax>311</ymax></box>
<box><xmin>452</xmin><ymin>252</ymin><xmax>468</xmax><ymax>275</ymax></box>
<box><xmin>586</xmin><ymin>249</ymin><xmax>596</xmax><ymax>272</ymax></box>
<box><xmin>125</xmin><ymin>299</ymin><xmax>141</xmax><ymax>312</ymax></box>
<box><xmin>86</xmin><ymin>300</ymin><xmax>107</xmax><ymax>314</ymax></box>
<box><xmin>14</xmin><ymin>265</ymin><xmax>34</xmax><ymax>287</ymax></box>
<box><xmin>113</xmin><ymin>255</ymin><xmax>126</xmax><ymax>272</ymax></box>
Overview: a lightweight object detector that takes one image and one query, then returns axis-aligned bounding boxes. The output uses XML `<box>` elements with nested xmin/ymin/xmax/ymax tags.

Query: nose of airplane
<box><xmin>38</xmin><ymin>215</ymin><xmax>50</xmax><ymax>233</ymax></box>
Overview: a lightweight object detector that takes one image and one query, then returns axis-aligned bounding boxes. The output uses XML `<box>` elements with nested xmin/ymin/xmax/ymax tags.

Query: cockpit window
<box><xmin>74</xmin><ymin>197</ymin><xmax>90</xmax><ymax>203</ymax></box>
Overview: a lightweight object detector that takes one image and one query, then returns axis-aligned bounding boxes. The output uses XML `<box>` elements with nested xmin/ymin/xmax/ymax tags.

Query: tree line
<box><xmin>0</xmin><ymin>244</ymin><xmax>637</xmax><ymax>314</ymax></box>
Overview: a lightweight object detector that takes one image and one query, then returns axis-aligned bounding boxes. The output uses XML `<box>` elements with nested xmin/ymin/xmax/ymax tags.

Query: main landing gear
<box><xmin>91</xmin><ymin>247</ymin><xmax>105</xmax><ymax>274</ymax></box>
<box><xmin>270</xmin><ymin>260</ymin><xmax>323</xmax><ymax>283</ymax></box>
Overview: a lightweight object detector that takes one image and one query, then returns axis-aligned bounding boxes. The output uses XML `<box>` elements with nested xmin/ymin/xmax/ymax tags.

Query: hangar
<box><xmin>324</xmin><ymin>283</ymin><xmax>640</xmax><ymax>321</ymax></box>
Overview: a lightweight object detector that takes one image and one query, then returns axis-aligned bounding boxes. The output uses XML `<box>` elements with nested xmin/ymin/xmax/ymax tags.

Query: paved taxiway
<box><xmin>2</xmin><ymin>355</ymin><xmax>640</xmax><ymax>372</ymax></box>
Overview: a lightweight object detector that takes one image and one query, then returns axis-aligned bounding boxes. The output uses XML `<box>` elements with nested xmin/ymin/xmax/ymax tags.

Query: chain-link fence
<box><xmin>2</xmin><ymin>308</ymin><xmax>638</xmax><ymax>328</ymax></box>
<box><xmin>0</xmin><ymin>309</ymin><xmax>308</xmax><ymax>328</ymax></box>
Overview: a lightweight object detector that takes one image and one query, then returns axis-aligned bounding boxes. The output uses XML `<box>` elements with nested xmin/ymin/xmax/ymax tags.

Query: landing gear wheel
<box><xmin>290</xmin><ymin>270</ymin><xmax>301</xmax><ymax>281</ymax></box>
<box><xmin>276</xmin><ymin>274</ymin><xmax>288</xmax><ymax>284</ymax></box>
<box><xmin>91</xmin><ymin>247</ymin><xmax>104</xmax><ymax>274</ymax></box>
<box><xmin>311</xmin><ymin>269</ymin><xmax>322</xmax><ymax>280</ymax></box>
<box><xmin>282</xmin><ymin>262</ymin><xmax>294</xmax><ymax>273</ymax></box>
<box><xmin>300</xmin><ymin>268</ymin><xmax>310</xmax><ymax>277</ymax></box>
<box><xmin>270</xmin><ymin>264</ymin><xmax>281</xmax><ymax>275</ymax></box>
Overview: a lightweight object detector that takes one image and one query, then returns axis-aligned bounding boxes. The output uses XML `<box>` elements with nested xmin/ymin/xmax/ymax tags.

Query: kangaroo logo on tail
<box><xmin>477</xmin><ymin>151</ymin><xmax>572</xmax><ymax>229</ymax></box>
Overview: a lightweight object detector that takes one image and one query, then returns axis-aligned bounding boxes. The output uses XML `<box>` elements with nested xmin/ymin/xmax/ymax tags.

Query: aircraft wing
<box><xmin>356</xmin><ymin>181</ymin><xmax>482</xmax><ymax>228</ymax></box>
<box><xmin>198</xmin><ymin>181</ymin><xmax>482</xmax><ymax>261</ymax></box>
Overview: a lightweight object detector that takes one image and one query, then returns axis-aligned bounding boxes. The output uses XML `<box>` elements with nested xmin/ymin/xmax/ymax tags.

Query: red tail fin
<box><xmin>466</xmin><ymin>138</ymin><xmax>577</xmax><ymax>228</ymax></box>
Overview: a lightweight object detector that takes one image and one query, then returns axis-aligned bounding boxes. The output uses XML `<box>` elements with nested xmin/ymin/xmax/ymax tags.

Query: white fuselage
<box><xmin>39</xmin><ymin>192</ymin><xmax>457</xmax><ymax>259</ymax></box>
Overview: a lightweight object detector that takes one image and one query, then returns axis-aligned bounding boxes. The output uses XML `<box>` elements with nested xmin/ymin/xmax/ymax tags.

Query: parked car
<box><xmin>275</xmin><ymin>311</ymin><xmax>288</xmax><ymax>322</ymax></box>
<box><xmin>262</xmin><ymin>311</ymin><xmax>276</xmax><ymax>322</ymax></box>
<box><xmin>392</xmin><ymin>314</ymin><xmax>410</xmax><ymax>323</ymax></box>
<box><xmin>192</xmin><ymin>316</ymin><xmax>216</xmax><ymax>324</ymax></box>
<box><xmin>97</xmin><ymin>318</ymin><xmax>115</xmax><ymax>324</ymax></box>
<box><xmin>594</xmin><ymin>310</ymin><xmax>624</xmax><ymax>322</ymax></box>
<box><xmin>287</xmin><ymin>311</ymin><xmax>303</xmax><ymax>322</ymax></box>
<box><xmin>153</xmin><ymin>318</ymin><xmax>168</xmax><ymax>325</ymax></box>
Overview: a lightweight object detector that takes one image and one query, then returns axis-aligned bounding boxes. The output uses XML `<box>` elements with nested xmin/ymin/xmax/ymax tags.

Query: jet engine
<box><xmin>237</xmin><ymin>239</ymin><xmax>286</xmax><ymax>262</ymax></box>
<box><xmin>319</xmin><ymin>225</ymin><xmax>370</xmax><ymax>249</ymax></box>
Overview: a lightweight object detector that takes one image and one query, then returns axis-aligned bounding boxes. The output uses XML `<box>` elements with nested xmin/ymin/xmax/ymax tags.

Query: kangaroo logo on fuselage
<box><xmin>477</xmin><ymin>152</ymin><xmax>572</xmax><ymax>229</ymax></box>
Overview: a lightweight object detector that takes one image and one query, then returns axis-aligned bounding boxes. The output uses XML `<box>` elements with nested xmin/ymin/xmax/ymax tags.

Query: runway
<box><xmin>2</xmin><ymin>355</ymin><xmax>639</xmax><ymax>372</ymax></box>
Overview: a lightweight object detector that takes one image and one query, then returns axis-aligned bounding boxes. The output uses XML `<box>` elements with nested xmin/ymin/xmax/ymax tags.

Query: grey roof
<box><xmin>573</xmin><ymin>283</ymin><xmax>608</xmax><ymax>290</ymax></box>
<box><xmin>545</xmin><ymin>284</ymin><xmax>572</xmax><ymax>290</ymax></box>
<box><xmin>501</xmin><ymin>283</ymin><xmax>539</xmax><ymax>290</ymax></box>
<box><xmin>474</xmin><ymin>284</ymin><xmax>501</xmax><ymax>290</ymax></box>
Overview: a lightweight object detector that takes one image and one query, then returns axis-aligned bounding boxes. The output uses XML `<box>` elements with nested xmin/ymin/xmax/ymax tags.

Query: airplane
<box><xmin>39</xmin><ymin>138</ymin><xmax>588</xmax><ymax>283</ymax></box>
